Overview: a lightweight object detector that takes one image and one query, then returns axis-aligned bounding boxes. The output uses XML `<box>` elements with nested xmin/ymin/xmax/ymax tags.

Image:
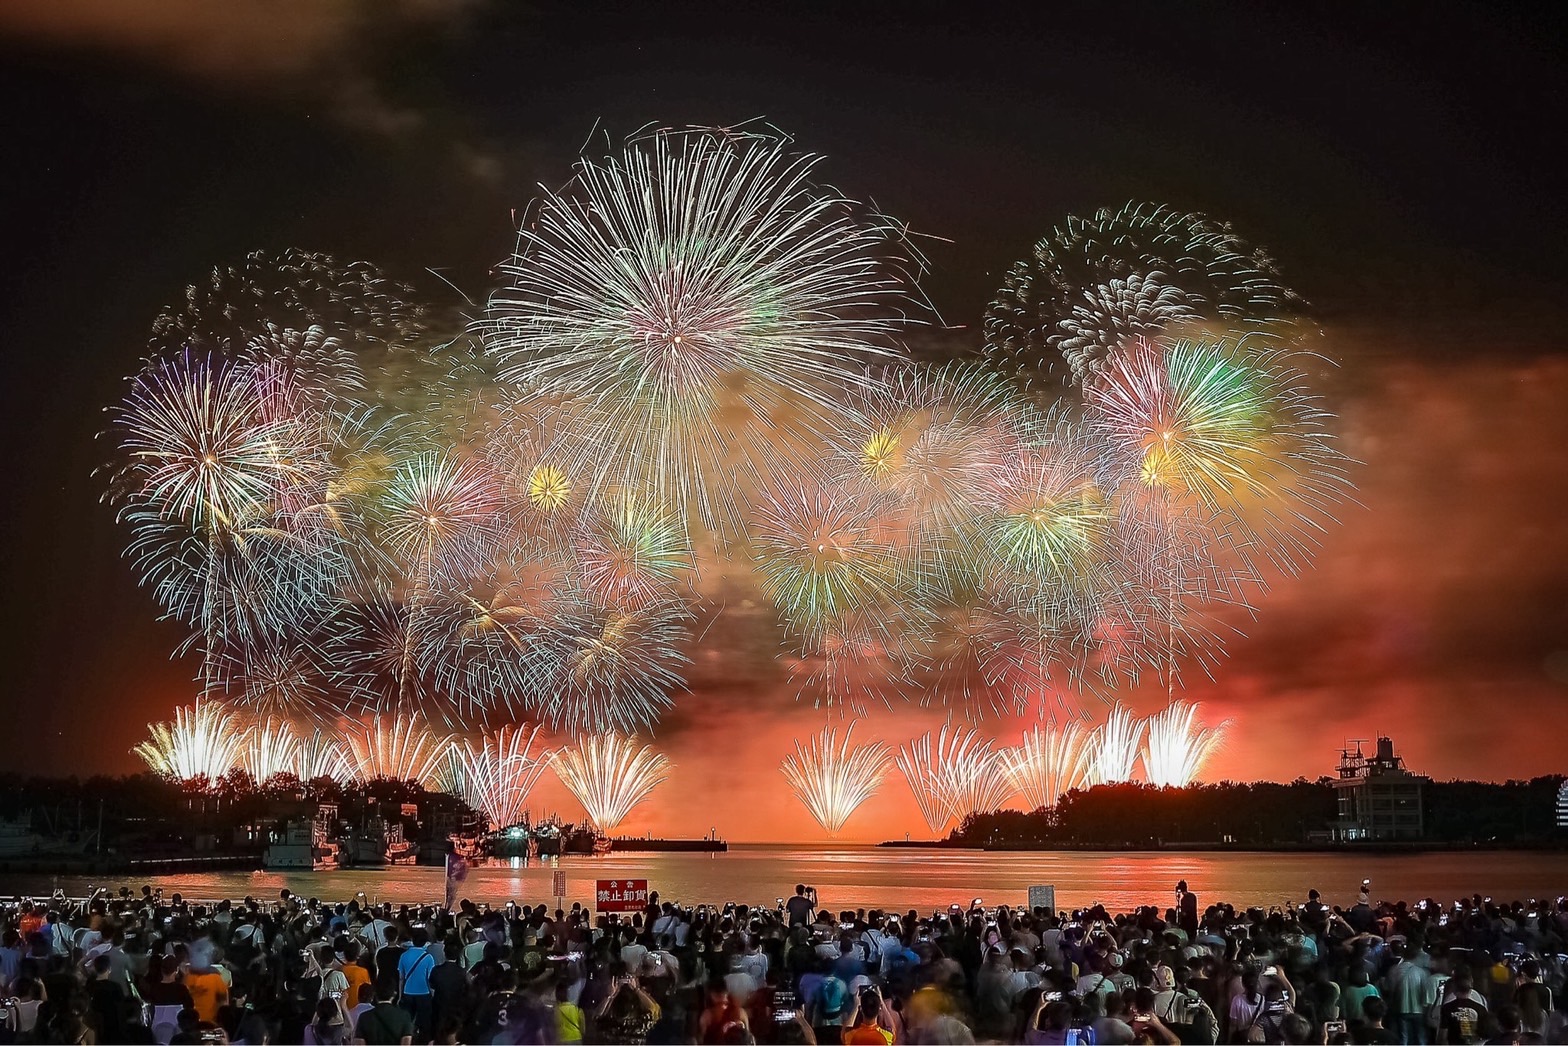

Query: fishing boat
<box><xmin>341</xmin><ymin>817</ymin><xmax>419</xmax><ymax>867</ymax></box>
<box><xmin>263</xmin><ymin>819</ymin><xmax>340</xmax><ymax>871</ymax></box>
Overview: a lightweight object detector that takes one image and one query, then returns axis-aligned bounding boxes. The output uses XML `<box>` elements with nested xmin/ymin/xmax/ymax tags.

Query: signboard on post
<box><xmin>595</xmin><ymin>878</ymin><xmax>648</xmax><ymax>913</ymax></box>
<box><xmin>552</xmin><ymin>870</ymin><xmax>567</xmax><ymax>900</ymax></box>
<box><xmin>1027</xmin><ymin>885</ymin><xmax>1056</xmax><ymax>913</ymax></box>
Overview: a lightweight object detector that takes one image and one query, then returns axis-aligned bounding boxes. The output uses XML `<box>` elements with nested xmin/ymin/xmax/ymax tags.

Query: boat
<box><xmin>486</xmin><ymin>817</ymin><xmax>606</xmax><ymax>859</ymax></box>
<box><xmin>0</xmin><ymin>815</ymin><xmax>89</xmax><ymax>858</ymax></box>
<box><xmin>448</xmin><ymin>830</ymin><xmax>489</xmax><ymax>862</ymax></box>
<box><xmin>263</xmin><ymin>819</ymin><xmax>340</xmax><ymax>871</ymax></box>
<box><xmin>341</xmin><ymin>817</ymin><xmax>419</xmax><ymax>867</ymax></box>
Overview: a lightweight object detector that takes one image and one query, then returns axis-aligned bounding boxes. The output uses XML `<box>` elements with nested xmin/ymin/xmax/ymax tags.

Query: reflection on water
<box><xmin>1</xmin><ymin>846</ymin><xmax>1561</xmax><ymax>911</ymax></box>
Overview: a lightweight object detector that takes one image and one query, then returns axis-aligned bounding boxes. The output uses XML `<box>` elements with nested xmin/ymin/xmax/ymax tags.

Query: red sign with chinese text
<box><xmin>595</xmin><ymin>878</ymin><xmax>649</xmax><ymax>913</ymax></box>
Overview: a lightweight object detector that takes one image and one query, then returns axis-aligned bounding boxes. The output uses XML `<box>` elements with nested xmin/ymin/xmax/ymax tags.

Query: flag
<box><xmin>445</xmin><ymin>853</ymin><xmax>467</xmax><ymax>909</ymax></box>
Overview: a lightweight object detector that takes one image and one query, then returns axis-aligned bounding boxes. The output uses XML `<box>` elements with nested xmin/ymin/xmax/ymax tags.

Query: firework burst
<box><xmin>546</xmin><ymin>598</ymin><xmax>692</xmax><ymax>734</ymax></box>
<box><xmin>239</xmin><ymin>717</ymin><xmax>303</xmax><ymax>782</ymax></box>
<box><xmin>485</xmin><ymin>127</ymin><xmax>920</xmax><ymax>534</ymax></box>
<box><xmin>296</xmin><ymin>727</ymin><xmax>354</xmax><ymax>782</ymax></box>
<box><xmin>103</xmin><ymin>352</ymin><xmax>318</xmax><ymax>534</ymax></box>
<box><xmin>574</xmin><ymin>497</ymin><xmax>692</xmax><ymax>610</ymax></box>
<box><xmin>997</xmin><ymin>723</ymin><xmax>1090</xmax><ymax>810</ymax></box>
<box><xmin>550</xmin><ymin>732</ymin><xmax>672</xmax><ymax>832</ymax></box>
<box><xmin>452</xmin><ymin>724</ymin><xmax>550</xmax><ymax>829</ymax></box>
<box><xmin>846</xmin><ymin>365</ymin><xmax>1024</xmax><ymax>548</ymax></box>
<box><xmin>781</xmin><ymin>724</ymin><xmax>891</xmax><ymax>835</ymax></box>
<box><xmin>345</xmin><ymin>714</ymin><xmax>452</xmax><ymax>787</ymax></box>
<box><xmin>133</xmin><ymin>702</ymin><xmax>248</xmax><ymax>782</ymax></box>
<box><xmin>753</xmin><ymin>482</ymin><xmax>900</xmax><ymax>643</ymax></box>
<box><xmin>380</xmin><ymin>451</ymin><xmax>506</xmax><ymax>589</ymax></box>
<box><xmin>1142</xmin><ymin>701</ymin><xmax>1228</xmax><ymax>787</ymax></box>
<box><xmin>984</xmin><ymin>201</ymin><xmax>1302</xmax><ymax>388</ymax></box>
<box><xmin>1083</xmin><ymin>703</ymin><xmax>1146</xmax><ymax>785</ymax></box>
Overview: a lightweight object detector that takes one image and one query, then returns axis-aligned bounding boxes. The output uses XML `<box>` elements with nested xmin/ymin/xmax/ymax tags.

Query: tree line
<box><xmin>948</xmin><ymin>776</ymin><xmax>1567</xmax><ymax>847</ymax></box>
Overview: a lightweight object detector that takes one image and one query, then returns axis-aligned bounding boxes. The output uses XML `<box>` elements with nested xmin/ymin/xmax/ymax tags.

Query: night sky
<box><xmin>2</xmin><ymin>1</ymin><xmax>1564</xmax><ymax>841</ymax></box>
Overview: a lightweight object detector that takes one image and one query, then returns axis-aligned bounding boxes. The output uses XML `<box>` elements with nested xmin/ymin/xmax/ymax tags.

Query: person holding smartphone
<box><xmin>842</xmin><ymin>985</ymin><xmax>894</xmax><ymax>1045</ymax></box>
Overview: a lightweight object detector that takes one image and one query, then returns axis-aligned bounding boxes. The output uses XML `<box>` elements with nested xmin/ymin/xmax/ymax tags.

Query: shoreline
<box><xmin>878</xmin><ymin>839</ymin><xmax>1568</xmax><ymax>853</ymax></box>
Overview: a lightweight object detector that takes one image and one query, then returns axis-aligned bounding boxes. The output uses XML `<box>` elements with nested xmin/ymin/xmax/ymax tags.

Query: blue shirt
<box><xmin>397</xmin><ymin>946</ymin><xmax>435</xmax><ymax>995</ymax></box>
<box><xmin>0</xmin><ymin>945</ymin><xmax>21</xmax><ymax>985</ymax></box>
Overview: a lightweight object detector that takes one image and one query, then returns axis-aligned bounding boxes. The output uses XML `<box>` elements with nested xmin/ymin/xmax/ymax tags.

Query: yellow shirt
<box><xmin>557</xmin><ymin>1001</ymin><xmax>585</xmax><ymax>1043</ymax></box>
<box><xmin>342</xmin><ymin>964</ymin><xmax>372</xmax><ymax>1008</ymax></box>
<box><xmin>185</xmin><ymin>969</ymin><xmax>228</xmax><ymax>1023</ymax></box>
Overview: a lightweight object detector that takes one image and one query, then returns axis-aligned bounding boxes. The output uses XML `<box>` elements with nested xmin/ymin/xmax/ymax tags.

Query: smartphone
<box><xmin>1324</xmin><ymin>1020</ymin><xmax>1347</xmax><ymax>1035</ymax></box>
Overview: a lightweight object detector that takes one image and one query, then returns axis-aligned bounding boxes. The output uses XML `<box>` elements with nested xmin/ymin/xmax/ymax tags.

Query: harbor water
<box><xmin>2</xmin><ymin>845</ymin><xmax>1562</xmax><ymax>911</ymax></box>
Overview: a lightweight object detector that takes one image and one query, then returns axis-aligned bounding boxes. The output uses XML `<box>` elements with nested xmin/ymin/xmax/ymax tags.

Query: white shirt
<box><xmin>619</xmin><ymin>942</ymin><xmax>649</xmax><ymax>971</ymax></box>
<box><xmin>360</xmin><ymin>918</ymin><xmax>394</xmax><ymax>950</ymax></box>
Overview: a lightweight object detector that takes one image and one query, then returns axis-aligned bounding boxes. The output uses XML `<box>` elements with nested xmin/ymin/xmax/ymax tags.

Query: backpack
<box><xmin>817</xmin><ymin>976</ymin><xmax>848</xmax><ymax>1019</ymax></box>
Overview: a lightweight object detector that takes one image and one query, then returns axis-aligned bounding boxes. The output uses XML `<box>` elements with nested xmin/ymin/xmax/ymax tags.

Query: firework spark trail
<box><xmin>998</xmin><ymin>723</ymin><xmax>1090</xmax><ymax>810</ymax></box>
<box><xmin>133</xmin><ymin>702</ymin><xmax>248</xmax><ymax>782</ymax></box>
<box><xmin>296</xmin><ymin>727</ymin><xmax>354</xmax><ymax>782</ymax></box>
<box><xmin>452</xmin><ymin>724</ymin><xmax>550</xmax><ymax>830</ymax></box>
<box><xmin>1083</xmin><ymin>703</ymin><xmax>1146</xmax><ymax>785</ymax></box>
<box><xmin>894</xmin><ymin>725</ymin><xmax>1008</xmax><ymax>831</ymax></box>
<box><xmin>780</xmin><ymin>723</ymin><xmax>891</xmax><ymax>835</ymax></box>
<box><xmin>485</xmin><ymin>127</ymin><xmax>921</xmax><ymax>536</ymax></box>
<box><xmin>550</xmin><ymin>732</ymin><xmax>672</xmax><ymax>832</ymax></box>
<box><xmin>345</xmin><ymin>714</ymin><xmax>452</xmax><ymax>787</ymax></box>
<box><xmin>1142</xmin><ymin>701</ymin><xmax>1228</xmax><ymax>787</ymax></box>
<box><xmin>935</xmin><ymin>730</ymin><xmax>1014</xmax><ymax>821</ymax></box>
<box><xmin>790</xmin><ymin>619</ymin><xmax>904</xmax><ymax>711</ymax></box>
<box><xmin>893</xmin><ymin>732</ymin><xmax>953</xmax><ymax>834</ymax></box>
<box><xmin>238</xmin><ymin>717</ymin><xmax>303</xmax><ymax>782</ymax></box>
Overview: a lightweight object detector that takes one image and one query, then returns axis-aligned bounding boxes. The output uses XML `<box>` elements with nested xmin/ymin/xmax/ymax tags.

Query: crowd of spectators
<box><xmin>0</xmin><ymin>878</ymin><xmax>1564</xmax><ymax>1044</ymax></box>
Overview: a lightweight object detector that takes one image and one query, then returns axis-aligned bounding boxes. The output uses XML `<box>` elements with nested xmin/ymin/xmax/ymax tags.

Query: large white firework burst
<box><xmin>997</xmin><ymin>723</ymin><xmax>1090</xmax><ymax>810</ymax></box>
<box><xmin>133</xmin><ymin>702</ymin><xmax>248</xmax><ymax>782</ymax></box>
<box><xmin>780</xmin><ymin>723</ymin><xmax>891</xmax><ymax>835</ymax></box>
<box><xmin>485</xmin><ymin>127</ymin><xmax>921</xmax><ymax>534</ymax></box>
<box><xmin>550</xmin><ymin>732</ymin><xmax>672</xmax><ymax>832</ymax></box>
<box><xmin>1142</xmin><ymin>700</ymin><xmax>1228</xmax><ymax>787</ymax></box>
<box><xmin>450</xmin><ymin>724</ymin><xmax>551</xmax><ymax>829</ymax></box>
<box><xmin>1083</xmin><ymin>703</ymin><xmax>1146</xmax><ymax>785</ymax></box>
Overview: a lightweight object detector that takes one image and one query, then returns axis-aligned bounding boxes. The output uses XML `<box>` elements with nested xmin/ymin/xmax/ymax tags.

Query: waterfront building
<box><xmin>1331</xmin><ymin>736</ymin><xmax>1428</xmax><ymax>841</ymax></box>
<box><xmin>1557</xmin><ymin>780</ymin><xmax>1568</xmax><ymax>829</ymax></box>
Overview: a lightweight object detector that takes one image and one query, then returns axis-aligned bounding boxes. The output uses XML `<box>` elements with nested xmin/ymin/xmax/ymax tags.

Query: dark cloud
<box><xmin>0</xmin><ymin>0</ymin><xmax>488</xmax><ymax>141</ymax></box>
